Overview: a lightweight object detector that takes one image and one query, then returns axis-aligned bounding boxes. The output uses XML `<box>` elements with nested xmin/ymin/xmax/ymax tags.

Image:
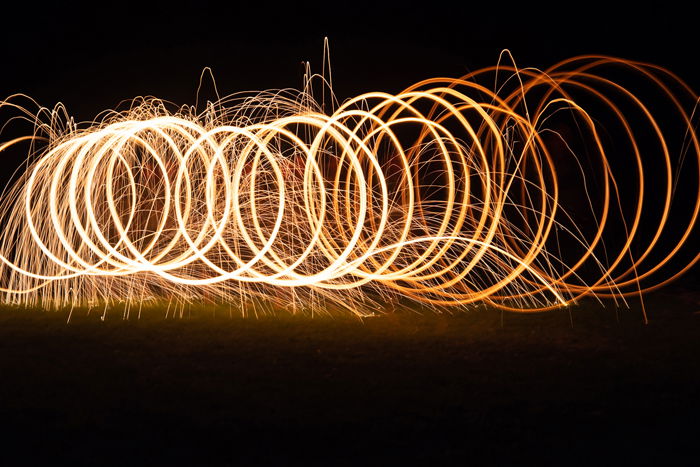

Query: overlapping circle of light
<box><xmin>0</xmin><ymin>56</ymin><xmax>697</xmax><ymax>316</ymax></box>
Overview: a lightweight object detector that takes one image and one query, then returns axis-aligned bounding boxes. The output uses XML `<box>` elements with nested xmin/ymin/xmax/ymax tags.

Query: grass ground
<box><xmin>0</xmin><ymin>287</ymin><xmax>698</xmax><ymax>466</ymax></box>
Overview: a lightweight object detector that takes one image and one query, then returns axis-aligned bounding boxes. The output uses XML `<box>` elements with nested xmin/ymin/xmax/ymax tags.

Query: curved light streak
<box><xmin>0</xmin><ymin>55</ymin><xmax>697</xmax><ymax>318</ymax></box>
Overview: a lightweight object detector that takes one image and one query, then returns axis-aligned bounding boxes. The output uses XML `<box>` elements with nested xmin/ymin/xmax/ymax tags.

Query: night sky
<box><xmin>1</xmin><ymin>2</ymin><xmax>697</xmax><ymax>119</ymax></box>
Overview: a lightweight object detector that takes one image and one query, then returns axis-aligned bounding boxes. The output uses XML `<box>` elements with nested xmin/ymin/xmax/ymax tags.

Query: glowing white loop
<box><xmin>0</xmin><ymin>55</ymin><xmax>697</xmax><ymax>318</ymax></box>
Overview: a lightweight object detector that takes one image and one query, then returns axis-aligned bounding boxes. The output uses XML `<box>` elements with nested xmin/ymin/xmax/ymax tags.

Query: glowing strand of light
<box><xmin>0</xmin><ymin>55</ymin><xmax>697</xmax><ymax>317</ymax></box>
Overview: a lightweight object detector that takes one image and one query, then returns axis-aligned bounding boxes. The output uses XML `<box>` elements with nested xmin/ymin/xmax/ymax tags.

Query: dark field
<box><xmin>1</xmin><ymin>289</ymin><xmax>699</xmax><ymax>466</ymax></box>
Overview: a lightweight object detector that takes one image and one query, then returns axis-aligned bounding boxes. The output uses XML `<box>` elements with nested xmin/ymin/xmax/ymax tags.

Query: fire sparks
<box><xmin>0</xmin><ymin>55</ymin><xmax>697</xmax><ymax>318</ymax></box>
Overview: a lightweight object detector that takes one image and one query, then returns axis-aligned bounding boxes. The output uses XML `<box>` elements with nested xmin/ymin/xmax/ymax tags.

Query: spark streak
<box><xmin>0</xmin><ymin>54</ymin><xmax>697</xmax><ymax>317</ymax></box>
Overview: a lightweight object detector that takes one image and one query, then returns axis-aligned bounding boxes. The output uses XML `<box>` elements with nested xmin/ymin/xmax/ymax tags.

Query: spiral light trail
<box><xmin>0</xmin><ymin>55</ymin><xmax>697</xmax><ymax>317</ymax></box>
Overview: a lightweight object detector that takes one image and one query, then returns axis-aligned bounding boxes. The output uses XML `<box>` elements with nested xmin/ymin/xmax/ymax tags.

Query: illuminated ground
<box><xmin>0</xmin><ymin>286</ymin><xmax>698</xmax><ymax>466</ymax></box>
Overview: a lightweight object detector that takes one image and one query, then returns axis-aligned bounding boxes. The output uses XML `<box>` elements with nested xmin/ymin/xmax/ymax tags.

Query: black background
<box><xmin>1</xmin><ymin>1</ymin><xmax>698</xmax><ymax>119</ymax></box>
<box><xmin>1</xmin><ymin>2</ymin><xmax>699</xmax><ymax>466</ymax></box>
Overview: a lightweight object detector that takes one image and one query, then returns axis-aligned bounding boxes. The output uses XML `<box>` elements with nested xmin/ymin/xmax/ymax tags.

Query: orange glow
<box><xmin>0</xmin><ymin>53</ymin><xmax>697</xmax><ymax>319</ymax></box>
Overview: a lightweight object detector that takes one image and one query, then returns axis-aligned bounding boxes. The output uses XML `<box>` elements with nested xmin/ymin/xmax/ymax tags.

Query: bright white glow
<box><xmin>0</xmin><ymin>54</ymin><xmax>697</xmax><ymax>319</ymax></box>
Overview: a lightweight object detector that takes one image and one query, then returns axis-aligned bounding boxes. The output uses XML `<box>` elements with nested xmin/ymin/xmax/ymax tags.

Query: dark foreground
<box><xmin>1</xmin><ymin>290</ymin><xmax>699</xmax><ymax>466</ymax></box>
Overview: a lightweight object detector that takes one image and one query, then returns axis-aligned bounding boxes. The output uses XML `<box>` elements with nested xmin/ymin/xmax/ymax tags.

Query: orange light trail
<box><xmin>0</xmin><ymin>54</ymin><xmax>697</xmax><ymax>318</ymax></box>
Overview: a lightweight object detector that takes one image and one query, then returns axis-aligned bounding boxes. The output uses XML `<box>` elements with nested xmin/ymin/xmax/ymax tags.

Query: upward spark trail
<box><xmin>0</xmin><ymin>55</ymin><xmax>698</xmax><ymax>317</ymax></box>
